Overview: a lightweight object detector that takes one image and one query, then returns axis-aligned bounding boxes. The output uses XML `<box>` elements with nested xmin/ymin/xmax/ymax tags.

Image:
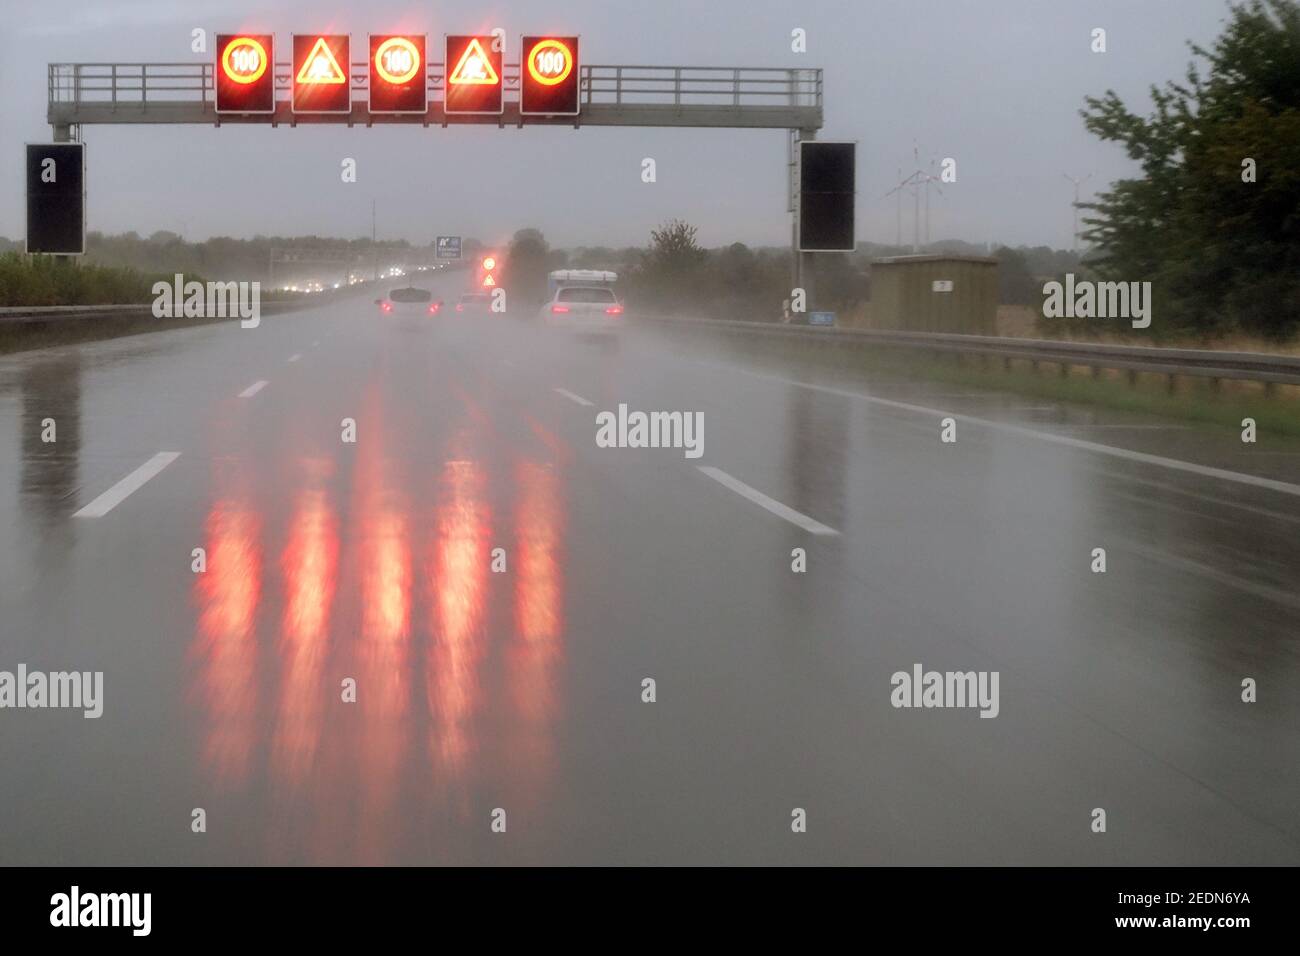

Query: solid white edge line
<box><xmin>697</xmin><ymin>465</ymin><xmax>839</xmax><ymax>536</ymax></box>
<box><xmin>239</xmin><ymin>379</ymin><xmax>268</xmax><ymax>398</ymax></box>
<box><xmin>72</xmin><ymin>452</ymin><xmax>182</xmax><ymax>519</ymax></box>
<box><xmin>869</xmin><ymin>392</ymin><xmax>1300</xmax><ymax>498</ymax></box>
<box><xmin>554</xmin><ymin>387</ymin><xmax>594</xmax><ymax>407</ymax></box>
<box><xmin>703</xmin><ymin>362</ymin><xmax>1300</xmax><ymax>499</ymax></box>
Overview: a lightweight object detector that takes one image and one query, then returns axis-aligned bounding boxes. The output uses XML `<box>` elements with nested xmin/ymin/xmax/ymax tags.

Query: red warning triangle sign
<box><xmin>450</xmin><ymin>38</ymin><xmax>500</xmax><ymax>85</ymax></box>
<box><xmin>297</xmin><ymin>37</ymin><xmax>347</xmax><ymax>85</ymax></box>
<box><xmin>482</xmin><ymin>273</ymin><xmax>496</xmax><ymax>287</ymax></box>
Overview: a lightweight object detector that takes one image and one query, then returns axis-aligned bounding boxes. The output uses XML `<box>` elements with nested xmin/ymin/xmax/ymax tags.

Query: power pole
<box><xmin>790</xmin><ymin>127</ymin><xmax>817</xmax><ymax>308</ymax></box>
<box><xmin>371</xmin><ymin>199</ymin><xmax>378</xmax><ymax>281</ymax></box>
<box><xmin>789</xmin><ymin>129</ymin><xmax>800</xmax><ymax>297</ymax></box>
<box><xmin>895</xmin><ymin>166</ymin><xmax>902</xmax><ymax>248</ymax></box>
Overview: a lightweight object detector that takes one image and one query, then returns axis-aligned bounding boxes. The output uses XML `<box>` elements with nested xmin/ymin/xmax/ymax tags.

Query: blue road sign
<box><xmin>436</xmin><ymin>236</ymin><xmax>462</xmax><ymax>260</ymax></box>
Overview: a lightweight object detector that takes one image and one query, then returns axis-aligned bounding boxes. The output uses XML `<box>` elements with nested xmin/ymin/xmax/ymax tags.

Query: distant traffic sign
<box><xmin>292</xmin><ymin>35</ymin><xmax>351</xmax><ymax>114</ymax></box>
<box><xmin>435</xmin><ymin>236</ymin><xmax>462</xmax><ymax>260</ymax></box>
<box><xmin>369</xmin><ymin>34</ymin><xmax>427</xmax><ymax>114</ymax></box>
<box><xmin>445</xmin><ymin>36</ymin><xmax>503</xmax><ymax>115</ymax></box>
<box><xmin>798</xmin><ymin>141</ymin><xmax>856</xmax><ymax>252</ymax></box>
<box><xmin>26</xmin><ymin>143</ymin><xmax>85</xmax><ymax>255</ymax></box>
<box><xmin>520</xmin><ymin>36</ymin><xmax>580</xmax><ymax>116</ymax></box>
<box><xmin>216</xmin><ymin>34</ymin><xmax>275</xmax><ymax>115</ymax></box>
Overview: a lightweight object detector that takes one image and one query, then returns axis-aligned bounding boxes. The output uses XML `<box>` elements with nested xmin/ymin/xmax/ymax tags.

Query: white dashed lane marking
<box><xmin>73</xmin><ymin>452</ymin><xmax>182</xmax><ymax>519</ymax></box>
<box><xmin>554</xmin><ymin>387</ymin><xmax>594</xmax><ymax>407</ymax></box>
<box><xmin>697</xmin><ymin>466</ymin><xmax>840</xmax><ymax>536</ymax></box>
<box><xmin>239</xmin><ymin>380</ymin><xmax>268</xmax><ymax>398</ymax></box>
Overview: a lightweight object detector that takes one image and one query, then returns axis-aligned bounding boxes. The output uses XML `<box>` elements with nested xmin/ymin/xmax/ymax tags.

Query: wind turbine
<box><xmin>1063</xmin><ymin>172</ymin><xmax>1093</xmax><ymax>253</ymax></box>
<box><xmin>883</xmin><ymin>145</ymin><xmax>944</xmax><ymax>253</ymax></box>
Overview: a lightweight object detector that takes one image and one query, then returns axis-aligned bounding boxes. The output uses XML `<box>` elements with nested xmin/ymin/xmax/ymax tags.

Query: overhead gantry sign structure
<box><xmin>37</xmin><ymin>33</ymin><xmax>847</xmax><ymax>280</ymax></box>
<box><xmin>46</xmin><ymin>45</ymin><xmax>823</xmax><ymax>132</ymax></box>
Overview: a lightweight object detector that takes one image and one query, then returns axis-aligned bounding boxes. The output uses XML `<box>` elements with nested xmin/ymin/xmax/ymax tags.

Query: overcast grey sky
<box><xmin>0</xmin><ymin>0</ymin><xmax>1237</xmax><ymax>250</ymax></box>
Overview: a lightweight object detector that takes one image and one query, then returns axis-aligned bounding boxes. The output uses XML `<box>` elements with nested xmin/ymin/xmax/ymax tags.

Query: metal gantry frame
<box><xmin>46</xmin><ymin>60</ymin><xmax>825</xmax><ymax>293</ymax></box>
<box><xmin>47</xmin><ymin>61</ymin><xmax>822</xmax><ymax>131</ymax></box>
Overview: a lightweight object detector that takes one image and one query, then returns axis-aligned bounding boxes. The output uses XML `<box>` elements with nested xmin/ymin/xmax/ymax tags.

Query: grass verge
<box><xmin>0</xmin><ymin>312</ymin><xmax>241</xmax><ymax>356</ymax></box>
<box><xmin>661</xmin><ymin>324</ymin><xmax>1300</xmax><ymax>438</ymax></box>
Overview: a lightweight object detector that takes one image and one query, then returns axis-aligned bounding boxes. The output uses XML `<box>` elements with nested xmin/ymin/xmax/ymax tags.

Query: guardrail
<box><xmin>583</xmin><ymin>65</ymin><xmax>821</xmax><ymax>108</ymax></box>
<box><xmin>640</xmin><ymin>315</ymin><xmax>1300</xmax><ymax>388</ymax></box>
<box><xmin>10</xmin><ymin>306</ymin><xmax>1294</xmax><ymax>390</ymax></box>
<box><xmin>0</xmin><ymin>305</ymin><xmax>161</xmax><ymax>323</ymax></box>
<box><xmin>0</xmin><ymin>284</ymin><xmax>384</xmax><ymax>328</ymax></box>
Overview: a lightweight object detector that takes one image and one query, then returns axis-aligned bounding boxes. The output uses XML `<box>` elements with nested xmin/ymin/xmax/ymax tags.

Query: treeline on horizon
<box><xmin>577</xmin><ymin>1</ymin><xmax>1300</xmax><ymax>340</ymax></box>
<box><xmin>0</xmin><ymin>232</ymin><xmax>435</xmax><ymax>288</ymax></box>
<box><xmin>497</xmin><ymin>223</ymin><xmax>1084</xmax><ymax>324</ymax></box>
<box><xmin>3</xmin><ymin>2</ymin><xmax>1295</xmax><ymax>333</ymax></box>
<box><xmin>0</xmin><ymin>232</ymin><xmax>456</xmax><ymax>307</ymax></box>
<box><xmin>1076</xmin><ymin>0</ymin><xmax>1300</xmax><ymax>340</ymax></box>
<box><xmin>0</xmin><ymin>230</ymin><xmax>1076</xmax><ymax>317</ymax></box>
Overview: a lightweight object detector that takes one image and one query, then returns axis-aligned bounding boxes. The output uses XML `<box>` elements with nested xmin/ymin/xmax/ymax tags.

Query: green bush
<box><xmin>1081</xmin><ymin>0</ymin><xmax>1300</xmax><ymax>340</ymax></box>
<box><xmin>0</xmin><ymin>253</ymin><xmax>191</xmax><ymax>307</ymax></box>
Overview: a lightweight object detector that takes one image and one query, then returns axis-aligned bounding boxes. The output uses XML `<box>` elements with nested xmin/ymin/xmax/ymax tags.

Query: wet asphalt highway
<box><xmin>1</xmin><ymin>284</ymin><xmax>1298</xmax><ymax>865</ymax></box>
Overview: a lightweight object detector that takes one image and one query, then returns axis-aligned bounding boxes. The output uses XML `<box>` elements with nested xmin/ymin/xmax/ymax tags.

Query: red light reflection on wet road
<box><xmin>427</xmin><ymin>460</ymin><xmax>490</xmax><ymax>775</ymax></box>
<box><xmin>271</xmin><ymin>487</ymin><xmax>339</xmax><ymax>788</ymax></box>
<box><xmin>509</xmin><ymin>459</ymin><xmax>565</xmax><ymax>788</ymax></box>
<box><xmin>193</xmin><ymin>500</ymin><xmax>262</xmax><ymax>788</ymax></box>
<box><xmin>353</xmin><ymin>438</ymin><xmax>412</xmax><ymax>862</ymax></box>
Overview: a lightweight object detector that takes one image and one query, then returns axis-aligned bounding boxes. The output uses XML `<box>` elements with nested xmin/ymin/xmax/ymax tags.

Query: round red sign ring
<box><xmin>527</xmin><ymin>39</ymin><xmax>573</xmax><ymax>86</ymax></box>
<box><xmin>223</xmin><ymin>37</ymin><xmax>269</xmax><ymax>85</ymax></box>
<box><xmin>375</xmin><ymin>37</ymin><xmax>422</xmax><ymax>85</ymax></box>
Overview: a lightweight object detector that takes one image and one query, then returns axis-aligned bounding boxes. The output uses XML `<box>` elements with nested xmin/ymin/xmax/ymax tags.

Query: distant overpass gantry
<box><xmin>266</xmin><ymin>247</ymin><xmax>377</xmax><ymax>289</ymax></box>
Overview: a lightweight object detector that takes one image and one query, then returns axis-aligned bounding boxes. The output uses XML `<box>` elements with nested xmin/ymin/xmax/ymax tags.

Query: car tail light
<box><xmin>456</xmin><ymin>304</ymin><xmax>464</xmax><ymax>312</ymax></box>
<box><xmin>381</xmin><ymin>301</ymin><xmax>392</xmax><ymax>312</ymax></box>
<box><xmin>550</xmin><ymin>304</ymin><xmax>570</xmax><ymax>314</ymax></box>
<box><xmin>605</xmin><ymin>304</ymin><xmax>623</xmax><ymax>315</ymax></box>
<box><xmin>428</xmin><ymin>303</ymin><xmax>440</xmax><ymax>314</ymax></box>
